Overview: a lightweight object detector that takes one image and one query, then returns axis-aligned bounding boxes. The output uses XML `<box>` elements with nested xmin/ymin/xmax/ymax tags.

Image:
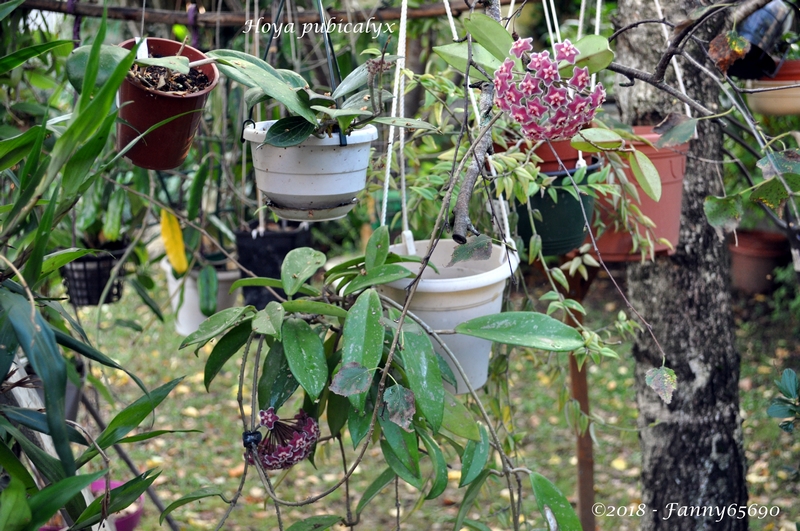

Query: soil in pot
<box><xmin>593</xmin><ymin>126</ymin><xmax>689</xmax><ymax>261</ymax></box>
<box><xmin>117</xmin><ymin>38</ymin><xmax>219</xmax><ymax>171</ymax></box>
<box><xmin>729</xmin><ymin>229</ymin><xmax>792</xmax><ymax>294</ymax></box>
<box><xmin>235</xmin><ymin>221</ymin><xmax>311</xmax><ymax>309</ymax></box>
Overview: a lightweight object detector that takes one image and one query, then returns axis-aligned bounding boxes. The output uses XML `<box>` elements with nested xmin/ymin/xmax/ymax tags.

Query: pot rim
<box><xmin>118</xmin><ymin>37</ymin><xmax>220</xmax><ymax>100</ymax></box>
<box><xmin>243</xmin><ymin>119</ymin><xmax>378</xmax><ymax>147</ymax></box>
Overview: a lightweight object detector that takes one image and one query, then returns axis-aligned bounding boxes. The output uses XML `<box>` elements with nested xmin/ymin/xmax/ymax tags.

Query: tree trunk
<box><xmin>614</xmin><ymin>0</ymin><xmax>748</xmax><ymax>529</ymax></box>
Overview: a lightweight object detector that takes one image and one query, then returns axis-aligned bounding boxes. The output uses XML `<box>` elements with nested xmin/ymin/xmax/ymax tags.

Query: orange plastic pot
<box><xmin>728</xmin><ymin>229</ymin><xmax>791</xmax><ymax>294</ymax></box>
<box><xmin>593</xmin><ymin>126</ymin><xmax>689</xmax><ymax>261</ymax></box>
<box><xmin>533</xmin><ymin>139</ymin><xmax>582</xmax><ymax>172</ymax></box>
<box><xmin>116</xmin><ymin>38</ymin><xmax>219</xmax><ymax>170</ymax></box>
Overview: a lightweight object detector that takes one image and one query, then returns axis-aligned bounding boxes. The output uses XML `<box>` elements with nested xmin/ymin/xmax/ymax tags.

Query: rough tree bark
<box><xmin>614</xmin><ymin>0</ymin><xmax>748</xmax><ymax>529</ymax></box>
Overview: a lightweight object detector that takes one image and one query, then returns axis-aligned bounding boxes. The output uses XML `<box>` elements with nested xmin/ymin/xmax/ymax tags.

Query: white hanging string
<box><xmin>548</xmin><ymin>0</ymin><xmax>562</xmax><ymax>43</ymax></box>
<box><xmin>443</xmin><ymin>0</ymin><xmax>459</xmax><ymax>41</ymax></box>
<box><xmin>506</xmin><ymin>0</ymin><xmax>516</xmax><ymax>22</ymax></box>
<box><xmin>652</xmin><ymin>0</ymin><xmax>692</xmax><ymax>117</ymax></box>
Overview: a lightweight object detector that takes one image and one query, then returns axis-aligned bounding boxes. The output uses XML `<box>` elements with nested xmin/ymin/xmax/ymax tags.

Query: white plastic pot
<box><xmin>160</xmin><ymin>258</ymin><xmax>241</xmax><ymax>336</ymax></box>
<box><xmin>379</xmin><ymin>239</ymin><xmax>519</xmax><ymax>394</ymax></box>
<box><xmin>243</xmin><ymin>121</ymin><xmax>379</xmax><ymax>222</ymax></box>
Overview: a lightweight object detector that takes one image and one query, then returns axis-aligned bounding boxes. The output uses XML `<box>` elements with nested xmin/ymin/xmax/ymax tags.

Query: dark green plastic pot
<box><xmin>517</xmin><ymin>162</ymin><xmax>598</xmax><ymax>256</ymax></box>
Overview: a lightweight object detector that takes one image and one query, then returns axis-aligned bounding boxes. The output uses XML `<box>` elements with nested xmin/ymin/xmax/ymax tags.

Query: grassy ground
<box><xmin>71</xmin><ymin>264</ymin><xmax>800</xmax><ymax>531</ymax></box>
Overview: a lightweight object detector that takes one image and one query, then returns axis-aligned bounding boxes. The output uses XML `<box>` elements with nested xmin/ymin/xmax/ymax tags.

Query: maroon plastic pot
<box><xmin>117</xmin><ymin>38</ymin><xmax>219</xmax><ymax>170</ymax></box>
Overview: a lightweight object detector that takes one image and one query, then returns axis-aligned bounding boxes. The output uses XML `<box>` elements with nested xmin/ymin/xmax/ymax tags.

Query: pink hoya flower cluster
<box><xmin>494</xmin><ymin>38</ymin><xmax>606</xmax><ymax>142</ymax></box>
<box><xmin>247</xmin><ymin>407</ymin><xmax>320</xmax><ymax>470</ymax></box>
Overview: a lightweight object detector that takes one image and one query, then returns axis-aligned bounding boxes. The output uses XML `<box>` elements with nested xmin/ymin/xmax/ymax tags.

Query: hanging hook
<box><xmin>241</xmin><ymin>119</ymin><xmax>255</xmax><ymax>143</ymax></box>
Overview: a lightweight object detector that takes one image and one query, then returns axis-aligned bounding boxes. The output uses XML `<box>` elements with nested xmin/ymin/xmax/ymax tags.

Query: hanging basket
<box><xmin>61</xmin><ymin>249</ymin><xmax>125</xmax><ymax>307</ymax></box>
<box><xmin>747</xmin><ymin>60</ymin><xmax>800</xmax><ymax>115</ymax></box>
<box><xmin>235</xmin><ymin>222</ymin><xmax>311</xmax><ymax>310</ymax></box>
<box><xmin>728</xmin><ymin>0</ymin><xmax>793</xmax><ymax>79</ymax></box>
<box><xmin>518</xmin><ymin>160</ymin><xmax>600</xmax><ymax>256</ymax></box>
<box><xmin>593</xmin><ymin>126</ymin><xmax>688</xmax><ymax>261</ymax></box>
<box><xmin>379</xmin><ymin>239</ymin><xmax>519</xmax><ymax>394</ymax></box>
<box><xmin>243</xmin><ymin>121</ymin><xmax>378</xmax><ymax>222</ymax></box>
<box><xmin>160</xmin><ymin>258</ymin><xmax>241</xmax><ymax>336</ymax></box>
<box><xmin>116</xmin><ymin>38</ymin><xmax>219</xmax><ymax>170</ymax></box>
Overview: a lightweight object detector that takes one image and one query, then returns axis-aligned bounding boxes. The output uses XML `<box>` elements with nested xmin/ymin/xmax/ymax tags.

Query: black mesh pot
<box><xmin>235</xmin><ymin>223</ymin><xmax>311</xmax><ymax>310</ymax></box>
<box><xmin>61</xmin><ymin>249</ymin><xmax>125</xmax><ymax>307</ymax></box>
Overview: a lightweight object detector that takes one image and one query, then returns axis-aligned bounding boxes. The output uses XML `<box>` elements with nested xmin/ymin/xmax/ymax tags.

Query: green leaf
<box><xmin>0</xmin><ymin>475</ymin><xmax>31</xmax><ymax>531</ymax></box>
<box><xmin>204</xmin><ymin>322</ymin><xmax>251</xmax><ymax>391</ymax></box>
<box><xmin>366</xmin><ymin>226</ymin><xmax>390</xmax><ymax>271</ymax></box>
<box><xmin>355</xmin><ymin>467</ymin><xmax>395</xmax><ymax>516</ymax></box>
<box><xmin>455</xmin><ymin>312</ymin><xmax>584</xmax><ymax>351</ymax></box>
<box><xmin>331</xmin><ymin>60</ymin><xmax>372</xmax><ymax>100</ymax></box>
<box><xmin>0</xmin><ymin>438</ymin><xmax>36</xmax><ymax>492</ymax></box>
<box><xmin>22</xmin><ymin>187</ymin><xmax>58</xmax><ymax>287</ymax></box>
<box><xmin>129</xmin><ymin>277</ymin><xmax>164</xmax><ymax>322</ymax></box>
<box><xmin>383</xmin><ymin>384</ymin><xmax>416</xmax><ymax>431</ymax></box>
<box><xmin>417</xmin><ymin>428</ymin><xmax>448</xmax><ymax>500</ymax></box>
<box><xmin>627</xmin><ymin>149</ymin><xmax>661</xmax><ymax>201</ymax></box>
<box><xmin>258</xmin><ymin>341</ymin><xmax>300</xmax><ymax>410</ymax></box>
<box><xmin>380</xmin><ymin>439</ymin><xmax>423</xmax><ymax>490</ymax></box>
<box><xmin>282</xmin><ymin>319</ymin><xmax>327</xmax><ymax>400</ymax></box>
<box><xmin>453</xmin><ymin>470</ymin><xmax>491</xmax><ymax>531</ymax></box>
<box><xmin>756</xmin><ymin>150</ymin><xmax>800</xmax><ymax>180</ymax></box>
<box><xmin>208</xmin><ymin>50</ymin><xmax>317</xmax><ymax>123</ymax></box>
<box><xmin>0</xmin><ymin>0</ymin><xmax>25</xmax><ymax>22</ymax></box>
<box><xmin>66</xmin><ymin>44</ymin><xmax>128</xmax><ymax>94</ymax></box>
<box><xmin>645</xmin><ymin>366</ymin><xmax>677</xmax><ymax>404</ymax></box>
<box><xmin>179</xmin><ymin>307</ymin><xmax>254</xmax><ymax>350</ymax></box>
<box><xmin>432</xmin><ymin>42</ymin><xmax>503</xmax><ymax>81</ymax></box>
<box><xmin>459</xmin><ymin>424</ymin><xmax>489</xmax><ymax>488</ymax></box>
<box><xmin>448</xmin><ymin>234</ymin><xmax>492</xmax><ymax>265</ymax></box>
<box><xmin>102</xmin><ymin>188</ymin><xmax>125</xmax><ymax>242</ymax></box>
<box><xmin>0</xmin><ymin>290</ymin><xmax>73</xmax><ymax>476</ymax></box>
<box><xmin>342</xmin><ymin>264</ymin><xmax>413</xmax><ymax>296</ymax></box>
<box><xmin>253</xmin><ymin>302</ymin><xmax>286</xmax><ymax>338</ymax></box>
<box><xmin>37</xmin><ymin>248</ymin><xmax>94</xmax><ymax>282</ymax></box>
<box><xmin>530</xmin><ymin>472</ymin><xmax>582</xmax><ymax>531</ymax></box>
<box><xmin>560</xmin><ymin>34</ymin><xmax>614</xmax><ymax>76</ymax></box>
<box><xmin>61</xmin><ymin>112</ymin><xmax>115</xmax><ymax>202</ymax></box>
<box><xmin>232</xmin><ymin>277</ymin><xmax>319</xmax><ymax>297</ymax></box>
<box><xmin>441</xmin><ymin>391</ymin><xmax>481</xmax><ymax>441</ymax></box>
<box><xmin>369</xmin><ymin>116</ymin><xmax>438</xmax><ymax>131</ymax></box>
<box><xmin>282</xmin><ymin>300</ymin><xmax>348</xmax><ymax>319</ymax></box>
<box><xmin>703</xmin><ymin>195</ymin><xmax>743</xmax><ymax>233</ymax></box>
<box><xmin>330</xmin><ymin>362</ymin><xmax>372</xmax><ymax>397</ymax></box>
<box><xmin>1</xmin><ymin>406</ymin><xmax>87</xmax><ymax>445</ymax></box>
<box><xmin>263</xmin><ymin>116</ymin><xmax>317</xmax><ymax>147</ymax></box>
<box><xmin>570</xmin><ymin>129</ymin><xmax>623</xmax><ymax>152</ymax></box>
<box><xmin>653</xmin><ymin>113</ymin><xmax>697</xmax><ymax>147</ymax></box>
<box><xmin>463</xmin><ymin>13</ymin><xmax>515</xmax><ymax>65</ymax></box>
<box><xmin>750</xmin><ymin>174</ymin><xmax>800</xmax><ymax>210</ymax></box>
<box><xmin>0</xmin><ymin>40</ymin><xmax>72</xmax><ymax>76</ymax></box>
<box><xmin>0</xmin><ymin>126</ymin><xmax>40</xmax><ymax>172</ymax></box>
<box><xmin>341</xmin><ymin>289</ymin><xmax>383</xmax><ymax>411</ymax></box>
<box><xmin>27</xmin><ymin>470</ymin><xmax>105</xmax><ymax>530</ymax></box>
<box><xmin>73</xmin><ymin>471</ymin><xmax>158</xmax><ymax>528</ymax></box>
<box><xmin>767</xmin><ymin>401</ymin><xmax>796</xmax><ymax>419</ymax></box>
<box><xmin>77</xmin><ymin>379</ymin><xmax>183</xmax><ymax>467</ymax></box>
<box><xmin>136</xmin><ymin>55</ymin><xmax>190</xmax><ymax>74</ymax></box>
<box><xmin>777</xmin><ymin>369</ymin><xmax>799</xmax><ymax>400</ymax></box>
<box><xmin>326</xmin><ymin>391</ymin><xmax>350</xmax><ymax>437</ymax></box>
<box><xmin>160</xmin><ymin>487</ymin><xmax>228</xmax><ymax>525</ymax></box>
<box><xmin>399</xmin><ymin>325</ymin><xmax>443</xmax><ymax>433</ymax></box>
<box><xmin>286</xmin><ymin>515</ymin><xmax>342</xmax><ymax>531</ymax></box>
<box><xmin>186</xmin><ymin>159</ymin><xmax>209</xmax><ymax>221</ymax></box>
<box><xmin>197</xmin><ymin>265</ymin><xmax>219</xmax><ymax>317</ymax></box>
<box><xmin>380</xmin><ymin>414</ymin><xmax>420</xmax><ymax>474</ymax></box>
<box><xmin>281</xmin><ymin>248</ymin><xmax>326</xmax><ymax>297</ymax></box>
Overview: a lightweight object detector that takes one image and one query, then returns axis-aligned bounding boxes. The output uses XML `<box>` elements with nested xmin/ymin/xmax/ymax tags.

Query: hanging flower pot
<box><xmin>243</xmin><ymin>120</ymin><xmax>379</xmax><ymax>222</ymax></box>
<box><xmin>728</xmin><ymin>229</ymin><xmax>791</xmax><ymax>294</ymax></box>
<box><xmin>379</xmin><ymin>239</ymin><xmax>519</xmax><ymax>394</ymax></box>
<box><xmin>533</xmin><ymin>139</ymin><xmax>583</xmax><ymax>172</ymax></box>
<box><xmin>518</xmin><ymin>159</ymin><xmax>600</xmax><ymax>256</ymax></box>
<box><xmin>160</xmin><ymin>258</ymin><xmax>241</xmax><ymax>336</ymax></box>
<box><xmin>728</xmin><ymin>0</ymin><xmax>793</xmax><ymax>79</ymax></box>
<box><xmin>235</xmin><ymin>222</ymin><xmax>311</xmax><ymax>309</ymax></box>
<box><xmin>593</xmin><ymin>126</ymin><xmax>689</xmax><ymax>261</ymax></box>
<box><xmin>116</xmin><ymin>38</ymin><xmax>219</xmax><ymax>170</ymax></box>
<box><xmin>61</xmin><ymin>248</ymin><xmax>125</xmax><ymax>306</ymax></box>
<box><xmin>747</xmin><ymin>59</ymin><xmax>800</xmax><ymax>115</ymax></box>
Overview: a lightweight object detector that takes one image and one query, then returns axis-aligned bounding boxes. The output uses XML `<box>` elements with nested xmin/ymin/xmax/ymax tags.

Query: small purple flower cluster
<box><xmin>247</xmin><ymin>407</ymin><xmax>320</xmax><ymax>470</ymax></box>
<box><xmin>494</xmin><ymin>38</ymin><xmax>606</xmax><ymax>142</ymax></box>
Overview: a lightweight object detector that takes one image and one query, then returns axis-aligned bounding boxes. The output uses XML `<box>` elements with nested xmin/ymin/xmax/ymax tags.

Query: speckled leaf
<box><xmin>180</xmin><ymin>307</ymin><xmax>254</xmax><ymax>350</ymax></box>
<box><xmin>455</xmin><ymin>312</ymin><xmax>583</xmax><ymax>352</ymax></box>
<box><xmin>379</xmin><ymin>414</ymin><xmax>420</xmax><ymax>474</ymax></box>
<box><xmin>258</xmin><ymin>341</ymin><xmax>299</xmax><ymax>410</ymax></box>
<box><xmin>282</xmin><ymin>319</ymin><xmax>327</xmax><ymax>400</ymax></box>
<box><xmin>330</xmin><ymin>362</ymin><xmax>372</xmax><ymax>397</ymax></box>
<box><xmin>448</xmin><ymin>234</ymin><xmax>492</xmax><ymax>266</ymax></box>
<box><xmin>341</xmin><ymin>290</ymin><xmax>383</xmax><ymax>410</ymax></box>
<box><xmin>281</xmin><ymin>248</ymin><xmax>326</xmax><ymax>297</ymax></box>
<box><xmin>383</xmin><ymin>384</ymin><xmax>416</xmax><ymax>431</ymax></box>
<box><xmin>750</xmin><ymin>174</ymin><xmax>800</xmax><ymax>210</ymax></box>
<box><xmin>341</xmin><ymin>264</ymin><xmax>413</xmax><ymax>296</ymax></box>
<box><xmin>756</xmin><ymin>150</ymin><xmax>800</xmax><ymax>179</ymax></box>
<box><xmin>285</xmin><ymin>515</ymin><xmax>342</xmax><ymax>531</ymax></box>
<box><xmin>417</xmin><ymin>429</ymin><xmax>447</xmax><ymax>499</ymax></box>
<box><xmin>204</xmin><ymin>322</ymin><xmax>251</xmax><ymax>391</ymax></box>
<box><xmin>441</xmin><ymin>391</ymin><xmax>480</xmax><ymax>441</ymax></box>
<box><xmin>530</xmin><ymin>472</ymin><xmax>582</xmax><ymax>531</ymax></box>
<box><xmin>365</xmin><ymin>226</ymin><xmax>390</xmax><ymax>271</ymax></box>
<box><xmin>459</xmin><ymin>424</ymin><xmax>489</xmax><ymax>487</ymax></box>
<box><xmin>253</xmin><ymin>302</ymin><xmax>285</xmax><ymax>339</ymax></box>
<box><xmin>645</xmin><ymin>366</ymin><xmax>677</xmax><ymax>404</ymax></box>
<box><xmin>399</xmin><ymin>325</ymin><xmax>443</xmax><ymax>432</ymax></box>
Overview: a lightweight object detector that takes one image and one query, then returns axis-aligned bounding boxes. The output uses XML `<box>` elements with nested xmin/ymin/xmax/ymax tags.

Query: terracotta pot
<box><xmin>533</xmin><ymin>139</ymin><xmax>581</xmax><ymax>172</ymax></box>
<box><xmin>116</xmin><ymin>38</ymin><xmax>219</xmax><ymax>170</ymax></box>
<box><xmin>729</xmin><ymin>229</ymin><xmax>791</xmax><ymax>294</ymax></box>
<box><xmin>747</xmin><ymin>60</ymin><xmax>800</xmax><ymax>115</ymax></box>
<box><xmin>593</xmin><ymin>126</ymin><xmax>689</xmax><ymax>261</ymax></box>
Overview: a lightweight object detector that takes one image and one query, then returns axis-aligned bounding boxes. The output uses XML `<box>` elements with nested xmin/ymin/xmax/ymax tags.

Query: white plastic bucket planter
<box><xmin>243</xmin><ymin>121</ymin><xmax>379</xmax><ymax>222</ymax></box>
<box><xmin>379</xmin><ymin>239</ymin><xmax>519</xmax><ymax>394</ymax></box>
<box><xmin>160</xmin><ymin>258</ymin><xmax>241</xmax><ymax>336</ymax></box>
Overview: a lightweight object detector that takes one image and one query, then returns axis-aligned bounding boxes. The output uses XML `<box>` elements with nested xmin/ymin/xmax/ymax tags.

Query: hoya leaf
<box><xmin>380</xmin><ymin>439</ymin><xmax>424</xmax><ymax>490</ymax></box>
<box><xmin>160</xmin><ymin>488</ymin><xmax>228</xmax><ymax>525</ymax></box>
<box><xmin>258</xmin><ymin>341</ymin><xmax>299</xmax><ymax>411</ymax></box>
<box><xmin>383</xmin><ymin>384</ymin><xmax>416</xmax><ymax>431</ymax></box>
<box><xmin>180</xmin><ymin>307</ymin><xmax>254</xmax><ymax>350</ymax></box>
<box><xmin>281</xmin><ymin>248</ymin><xmax>326</xmax><ymax>297</ymax></box>
<box><xmin>455</xmin><ymin>312</ymin><xmax>583</xmax><ymax>351</ymax></box>
<box><xmin>341</xmin><ymin>264</ymin><xmax>413</xmax><ymax>296</ymax></box>
<box><xmin>355</xmin><ymin>467</ymin><xmax>395</xmax><ymax>516</ymax></box>
<box><xmin>530</xmin><ymin>472</ymin><xmax>582</xmax><ymax>531</ymax></box>
<box><xmin>432</xmin><ymin>42</ymin><xmax>502</xmax><ymax>81</ymax></box>
<box><xmin>448</xmin><ymin>234</ymin><xmax>492</xmax><ymax>265</ymax></box>
<box><xmin>365</xmin><ymin>225</ymin><xmax>390</xmax><ymax>271</ymax></box>
<box><xmin>570</xmin><ymin>128</ymin><xmax>623</xmax><ymax>153</ymax></box>
<box><xmin>253</xmin><ymin>302</ymin><xmax>285</xmax><ymax>339</ymax></box>
<box><xmin>204</xmin><ymin>322</ymin><xmax>251</xmax><ymax>391</ymax></box>
<box><xmin>340</xmin><ymin>289</ymin><xmax>383</xmax><ymax>411</ymax></box>
<box><xmin>417</xmin><ymin>429</ymin><xmax>448</xmax><ymax>500</ymax></box>
<box><xmin>263</xmin><ymin>116</ymin><xmax>317</xmax><ymax>147</ymax></box>
<box><xmin>369</xmin><ymin>116</ymin><xmax>438</xmax><ymax>131</ymax></box>
<box><xmin>282</xmin><ymin>319</ymin><xmax>327</xmax><ymax>401</ymax></box>
<box><xmin>645</xmin><ymin>366</ymin><xmax>678</xmax><ymax>404</ymax></box>
<box><xmin>459</xmin><ymin>424</ymin><xmax>489</xmax><ymax>487</ymax></box>
<box><xmin>197</xmin><ymin>265</ymin><xmax>219</xmax><ymax>317</ymax></box>
<box><xmin>626</xmin><ymin>149</ymin><xmax>661</xmax><ymax>202</ymax></box>
<box><xmin>653</xmin><ymin>113</ymin><xmax>696</xmax><ymax>147</ymax></box>
<box><xmin>136</xmin><ymin>55</ymin><xmax>190</xmax><ymax>74</ymax></box>
<box><xmin>399</xmin><ymin>324</ymin><xmax>443</xmax><ymax>433</ymax></box>
<box><xmin>441</xmin><ymin>391</ymin><xmax>480</xmax><ymax>441</ymax></box>
<box><xmin>463</xmin><ymin>13</ymin><xmax>515</xmax><ymax>65</ymax></box>
<box><xmin>285</xmin><ymin>515</ymin><xmax>343</xmax><ymax>531</ymax></box>
<box><xmin>453</xmin><ymin>470</ymin><xmax>491</xmax><ymax>531</ymax></box>
<box><xmin>560</xmin><ymin>34</ymin><xmax>614</xmax><ymax>75</ymax></box>
<box><xmin>330</xmin><ymin>362</ymin><xmax>372</xmax><ymax>397</ymax></box>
